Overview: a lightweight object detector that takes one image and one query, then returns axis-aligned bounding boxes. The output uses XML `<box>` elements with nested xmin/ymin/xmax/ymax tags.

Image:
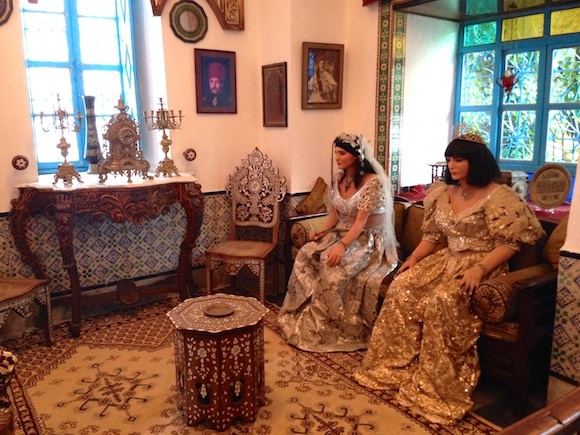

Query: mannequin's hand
<box><xmin>327</xmin><ymin>243</ymin><xmax>346</xmax><ymax>267</ymax></box>
<box><xmin>458</xmin><ymin>266</ymin><xmax>485</xmax><ymax>293</ymax></box>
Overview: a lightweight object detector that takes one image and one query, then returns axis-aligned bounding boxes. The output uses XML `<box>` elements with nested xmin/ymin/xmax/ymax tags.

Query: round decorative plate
<box><xmin>183</xmin><ymin>148</ymin><xmax>197</xmax><ymax>161</ymax></box>
<box><xmin>529</xmin><ymin>163</ymin><xmax>571</xmax><ymax>209</ymax></box>
<box><xmin>203</xmin><ymin>303</ymin><xmax>235</xmax><ymax>317</ymax></box>
<box><xmin>0</xmin><ymin>0</ymin><xmax>14</xmax><ymax>26</ymax></box>
<box><xmin>12</xmin><ymin>155</ymin><xmax>29</xmax><ymax>170</ymax></box>
<box><xmin>169</xmin><ymin>0</ymin><xmax>208</xmax><ymax>43</ymax></box>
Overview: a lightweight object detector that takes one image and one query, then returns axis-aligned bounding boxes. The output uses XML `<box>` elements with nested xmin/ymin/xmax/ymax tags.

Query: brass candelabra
<box><xmin>40</xmin><ymin>94</ymin><xmax>84</xmax><ymax>185</ymax></box>
<box><xmin>143</xmin><ymin>97</ymin><xmax>183</xmax><ymax>177</ymax></box>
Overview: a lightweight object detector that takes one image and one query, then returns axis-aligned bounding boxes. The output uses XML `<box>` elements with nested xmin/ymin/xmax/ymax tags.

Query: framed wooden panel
<box><xmin>262</xmin><ymin>62</ymin><xmax>287</xmax><ymax>127</ymax></box>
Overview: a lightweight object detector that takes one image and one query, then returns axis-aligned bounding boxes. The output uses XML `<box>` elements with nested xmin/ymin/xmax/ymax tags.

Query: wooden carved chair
<box><xmin>205</xmin><ymin>148</ymin><xmax>286</xmax><ymax>303</ymax></box>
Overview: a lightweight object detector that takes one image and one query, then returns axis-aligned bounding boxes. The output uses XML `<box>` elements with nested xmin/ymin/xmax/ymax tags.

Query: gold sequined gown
<box><xmin>354</xmin><ymin>182</ymin><xmax>544</xmax><ymax>424</ymax></box>
<box><xmin>278</xmin><ymin>174</ymin><xmax>398</xmax><ymax>352</ymax></box>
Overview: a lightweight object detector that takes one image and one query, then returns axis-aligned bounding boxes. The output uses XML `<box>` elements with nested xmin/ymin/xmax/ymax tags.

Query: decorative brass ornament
<box><xmin>98</xmin><ymin>98</ymin><xmax>153</xmax><ymax>183</ymax></box>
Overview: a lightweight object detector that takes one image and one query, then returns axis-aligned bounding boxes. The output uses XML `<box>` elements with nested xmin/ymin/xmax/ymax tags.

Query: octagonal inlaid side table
<box><xmin>167</xmin><ymin>294</ymin><xmax>269</xmax><ymax>431</ymax></box>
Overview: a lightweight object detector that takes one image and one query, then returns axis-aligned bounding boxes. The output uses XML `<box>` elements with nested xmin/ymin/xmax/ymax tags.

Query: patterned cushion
<box><xmin>290</xmin><ymin>216</ymin><xmax>326</xmax><ymax>253</ymax></box>
<box><xmin>542</xmin><ymin>214</ymin><xmax>569</xmax><ymax>269</ymax></box>
<box><xmin>393</xmin><ymin>202</ymin><xmax>408</xmax><ymax>243</ymax></box>
<box><xmin>401</xmin><ymin>205</ymin><xmax>425</xmax><ymax>258</ymax></box>
<box><xmin>471</xmin><ymin>263</ymin><xmax>553</xmax><ymax>323</ymax></box>
<box><xmin>472</xmin><ymin>278</ymin><xmax>519</xmax><ymax>324</ymax></box>
<box><xmin>295</xmin><ymin>177</ymin><xmax>328</xmax><ymax>214</ymax></box>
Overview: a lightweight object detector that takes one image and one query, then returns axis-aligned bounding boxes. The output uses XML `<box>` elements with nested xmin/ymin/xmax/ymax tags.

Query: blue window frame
<box><xmin>20</xmin><ymin>0</ymin><xmax>138</xmax><ymax>174</ymax></box>
<box><xmin>456</xmin><ymin>1</ymin><xmax>580</xmax><ymax>176</ymax></box>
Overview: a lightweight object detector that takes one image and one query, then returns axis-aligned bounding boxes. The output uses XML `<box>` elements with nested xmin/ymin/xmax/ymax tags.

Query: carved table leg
<box><xmin>9</xmin><ymin>190</ymin><xmax>48</xmax><ymax>280</ymax></box>
<box><xmin>54</xmin><ymin>194</ymin><xmax>81</xmax><ymax>337</ymax></box>
<box><xmin>178</xmin><ymin>183</ymin><xmax>204</xmax><ymax>300</ymax></box>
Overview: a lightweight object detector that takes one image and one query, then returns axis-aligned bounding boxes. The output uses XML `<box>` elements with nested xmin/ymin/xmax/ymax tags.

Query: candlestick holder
<box><xmin>40</xmin><ymin>94</ymin><xmax>84</xmax><ymax>185</ymax></box>
<box><xmin>143</xmin><ymin>97</ymin><xmax>183</xmax><ymax>177</ymax></box>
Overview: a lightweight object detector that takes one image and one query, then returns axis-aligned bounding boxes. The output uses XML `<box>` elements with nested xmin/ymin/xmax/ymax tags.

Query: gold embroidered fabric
<box><xmin>354</xmin><ymin>182</ymin><xmax>544</xmax><ymax>424</ymax></box>
<box><xmin>278</xmin><ymin>174</ymin><xmax>398</xmax><ymax>352</ymax></box>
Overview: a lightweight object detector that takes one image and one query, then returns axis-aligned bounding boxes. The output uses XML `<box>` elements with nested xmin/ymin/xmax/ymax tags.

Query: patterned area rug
<box><xmin>9</xmin><ymin>297</ymin><xmax>498</xmax><ymax>434</ymax></box>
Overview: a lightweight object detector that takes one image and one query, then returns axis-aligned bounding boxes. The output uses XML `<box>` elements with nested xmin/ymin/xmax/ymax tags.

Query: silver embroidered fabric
<box><xmin>277</xmin><ymin>174</ymin><xmax>398</xmax><ymax>352</ymax></box>
<box><xmin>354</xmin><ymin>182</ymin><xmax>544</xmax><ymax>424</ymax></box>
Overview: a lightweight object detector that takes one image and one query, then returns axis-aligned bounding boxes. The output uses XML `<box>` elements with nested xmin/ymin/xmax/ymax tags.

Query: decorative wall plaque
<box><xmin>529</xmin><ymin>163</ymin><xmax>571</xmax><ymax>209</ymax></box>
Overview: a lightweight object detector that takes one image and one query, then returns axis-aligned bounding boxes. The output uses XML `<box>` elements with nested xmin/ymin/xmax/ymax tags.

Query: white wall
<box><xmin>400</xmin><ymin>14</ymin><xmax>458</xmax><ymax>187</ymax></box>
<box><xmin>0</xmin><ymin>1</ymin><xmax>380</xmax><ymax>211</ymax></box>
<box><xmin>562</xmin><ymin>154</ymin><xmax>580</xmax><ymax>254</ymax></box>
<box><xmin>0</xmin><ymin>4</ymin><xmax>38</xmax><ymax>211</ymax></box>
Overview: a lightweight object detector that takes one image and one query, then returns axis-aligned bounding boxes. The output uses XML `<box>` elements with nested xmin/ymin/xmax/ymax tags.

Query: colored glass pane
<box><xmin>550</xmin><ymin>47</ymin><xmax>580</xmax><ymax>104</ymax></box>
<box><xmin>466</xmin><ymin>0</ymin><xmax>497</xmax><ymax>16</ymax></box>
<box><xmin>502</xmin><ymin>14</ymin><xmax>544</xmax><ymax>42</ymax></box>
<box><xmin>463</xmin><ymin>22</ymin><xmax>497</xmax><ymax>47</ymax></box>
<box><xmin>551</xmin><ymin>7</ymin><xmax>580</xmax><ymax>35</ymax></box>
<box><xmin>503</xmin><ymin>0</ymin><xmax>545</xmax><ymax>12</ymax></box>
<box><xmin>546</xmin><ymin>109</ymin><xmax>580</xmax><ymax>163</ymax></box>
<box><xmin>460</xmin><ymin>51</ymin><xmax>495</xmax><ymax>106</ymax></box>
<box><xmin>500</xmin><ymin>110</ymin><xmax>536</xmax><ymax>161</ymax></box>
<box><xmin>458</xmin><ymin>111</ymin><xmax>492</xmax><ymax>144</ymax></box>
<box><xmin>503</xmin><ymin>51</ymin><xmax>539</xmax><ymax>104</ymax></box>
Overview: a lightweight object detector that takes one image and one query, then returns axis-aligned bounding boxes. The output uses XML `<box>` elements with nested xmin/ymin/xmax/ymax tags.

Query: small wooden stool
<box><xmin>168</xmin><ymin>294</ymin><xmax>268</xmax><ymax>431</ymax></box>
<box><xmin>0</xmin><ymin>278</ymin><xmax>52</xmax><ymax>346</ymax></box>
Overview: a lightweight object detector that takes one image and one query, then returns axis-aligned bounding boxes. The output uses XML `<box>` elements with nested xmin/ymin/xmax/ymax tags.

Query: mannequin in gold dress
<box><xmin>354</xmin><ymin>124</ymin><xmax>544</xmax><ymax>424</ymax></box>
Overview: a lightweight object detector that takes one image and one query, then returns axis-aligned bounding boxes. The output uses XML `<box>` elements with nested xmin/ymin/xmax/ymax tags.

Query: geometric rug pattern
<box><xmin>9</xmin><ymin>296</ymin><xmax>498</xmax><ymax>434</ymax></box>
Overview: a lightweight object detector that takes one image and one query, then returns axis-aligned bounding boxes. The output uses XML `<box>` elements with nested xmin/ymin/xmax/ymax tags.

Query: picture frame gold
<box><xmin>262</xmin><ymin>62</ymin><xmax>288</xmax><ymax>127</ymax></box>
<box><xmin>194</xmin><ymin>49</ymin><xmax>237</xmax><ymax>114</ymax></box>
<box><xmin>301</xmin><ymin>42</ymin><xmax>344</xmax><ymax>110</ymax></box>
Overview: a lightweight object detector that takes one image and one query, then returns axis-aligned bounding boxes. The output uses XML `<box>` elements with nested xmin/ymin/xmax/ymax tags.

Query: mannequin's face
<box><xmin>334</xmin><ymin>147</ymin><xmax>357</xmax><ymax>171</ymax></box>
<box><xmin>446</xmin><ymin>156</ymin><xmax>469</xmax><ymax>183</ymax></box>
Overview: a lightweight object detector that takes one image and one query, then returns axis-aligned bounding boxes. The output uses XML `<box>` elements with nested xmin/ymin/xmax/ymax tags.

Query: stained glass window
<box><xmin>457</xmin><ymin>2</ymin><xmax>580</xmax><ymax>175</ymax></box>
<box><xmin>463</xmin><ymin>22</ymin><xmax>497</xmax><ymax>47</ymax></box>
<box><xmin>551</xmin><ymin>7</ymin><xmax>580</xmax><ymax>35</ymax></box>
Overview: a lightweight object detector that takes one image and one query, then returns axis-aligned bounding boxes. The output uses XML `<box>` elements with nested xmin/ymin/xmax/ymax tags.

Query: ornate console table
<box><xmin>9</xmin><ymin>174</ymin><xmax>204</xmax><ymax>337</ymax></box>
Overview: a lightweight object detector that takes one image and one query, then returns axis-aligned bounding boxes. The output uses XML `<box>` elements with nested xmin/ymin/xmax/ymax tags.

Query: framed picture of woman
<box><xmin>194</xmin><ymin>48</ymin><xmax>237</xmax><ymax>114</ymax></box>
<box><xmin>301</xmin><ymin>42</ymin><xmax>344</xmax><ymax>110</ymax></box>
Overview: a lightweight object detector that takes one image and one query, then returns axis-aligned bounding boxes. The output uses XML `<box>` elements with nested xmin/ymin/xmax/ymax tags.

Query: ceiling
<box><xmin>393</xmin><ymin>0</ymin><xmax>580</xmax><ymax>22</ymax></box>
<box><xmin>392</xmin><ymin>0</ymin><xmax>464</xmax><ymax>22</ymax></box>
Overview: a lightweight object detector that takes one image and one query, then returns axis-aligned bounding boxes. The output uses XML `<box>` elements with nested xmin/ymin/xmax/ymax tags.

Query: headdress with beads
<box><xmin>453</xmin><ymin>122</ymin><xmax>486</xmax><ymax>145</ymax></box>
<box><xmin>334</xmin><ymin>133</ymin><xmax>366</xmax><ymax>166</ymax></box>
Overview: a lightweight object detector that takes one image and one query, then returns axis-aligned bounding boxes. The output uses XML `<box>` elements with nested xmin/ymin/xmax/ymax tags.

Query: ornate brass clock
<box><xmin>98</xmin><ymin>98</ymin><xmax>153</xmax><ymax>183</ymax></box>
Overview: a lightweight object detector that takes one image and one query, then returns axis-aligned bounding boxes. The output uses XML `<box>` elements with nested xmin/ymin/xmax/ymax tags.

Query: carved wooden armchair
<box><xmin>205</xmin><ymin>148</ymin><xmax>286</xmax><ymax>303</ymax></box>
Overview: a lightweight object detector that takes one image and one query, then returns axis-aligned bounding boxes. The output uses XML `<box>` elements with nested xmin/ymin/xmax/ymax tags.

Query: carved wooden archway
<box><xmin>150</xmin><ymin>0</ymin><xmax>244</xmax><ymax>31</ymax></box>
<box><xmin>205</xmin><ymin>0</ymin><xmax>244</xmax><ymax>30</ymax></box>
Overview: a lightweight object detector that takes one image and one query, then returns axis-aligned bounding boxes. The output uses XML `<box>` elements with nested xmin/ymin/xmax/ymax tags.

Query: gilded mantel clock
<box><xmin>98</xmin><ymin>98</ymin><xmax>153</xmax><ymax>183</ymax></box>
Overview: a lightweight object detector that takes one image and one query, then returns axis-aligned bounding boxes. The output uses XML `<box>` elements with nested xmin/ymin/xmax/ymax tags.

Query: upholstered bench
<box><xmin>288</xmin><ymin>198</ymin><xmax>568</xmax><ymax>417</ymax></box>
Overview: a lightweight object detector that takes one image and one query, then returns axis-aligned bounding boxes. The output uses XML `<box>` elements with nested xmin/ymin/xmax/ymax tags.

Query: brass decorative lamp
<box><xmin>143</xmin><ymin>97</ymin><xmax>183</xmax><ymax>177</ymax></box>
<box><xmin>40</xmin><ymin>94</ymin><xmax>84</xmax><ymax>185</ymax></box>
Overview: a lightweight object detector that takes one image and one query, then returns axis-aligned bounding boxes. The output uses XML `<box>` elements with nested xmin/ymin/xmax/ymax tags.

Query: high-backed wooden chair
<box><xmin>205</xmin><ymin>148</ymin><xmax>286</xmax><ymax>303</ymax></box>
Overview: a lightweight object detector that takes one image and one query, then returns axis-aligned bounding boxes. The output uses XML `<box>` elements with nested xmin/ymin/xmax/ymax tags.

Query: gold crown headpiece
<box><xmin>453</xmin><ymin>122</ymin><xmax>486</xmax><ymax>145</ymax></box>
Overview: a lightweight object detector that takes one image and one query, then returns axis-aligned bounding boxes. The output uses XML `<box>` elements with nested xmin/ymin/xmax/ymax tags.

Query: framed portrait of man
<box><xmin>301</xmin><ymin>42</ymin><xmax>344</xmax><ymax>110</ymax></box>
<box><xmin>195</xmin><ymin>48</ymin><xmax>237</xmax><ymax>114</ymax></box>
